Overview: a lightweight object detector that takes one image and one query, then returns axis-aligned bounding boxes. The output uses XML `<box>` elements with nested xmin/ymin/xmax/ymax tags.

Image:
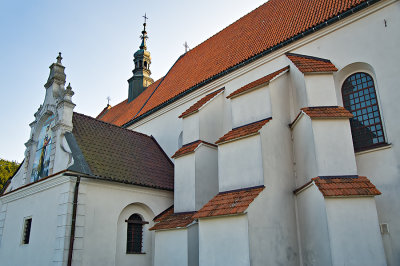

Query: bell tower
<box><xmin>128</xmin><ymin>14</ymin><xmax>154</xmax><ymax>103</ymax></box>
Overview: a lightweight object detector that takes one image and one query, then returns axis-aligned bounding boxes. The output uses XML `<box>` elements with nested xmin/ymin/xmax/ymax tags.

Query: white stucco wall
<box><xmin>195</xmin><ymin>145</ymin><xmax>218</xmax><ymax>210</ymax></box>
<box><xmin>325</xmin><ymin>197</ymin><xmax>386</xmax><ymax>266</ymax></box>
<box><xmin>154</xmin><ymin>229</ymin><xmax>188</xmax><ymax>266</ymax></box>
<box><xmin>199</xmin><ymin>215</ymin><xmax>250</xmax><ymax>266</ymax></box>
<box><xmin>79</xmin><ymin>179</ymin><xmax>173</xmax><ymax>266</ymax></box>
<box><xmin>174</xmin><ymin>153</ymin><xmax>196</xmax><ymax>212</ymax></box>
<box><xmin>296</xmin><ymin>185</ymin><xmax>333</xmax><ymax>266</ymax></box>
<box><xmin>182</xmin><ymin>114</ymin><xmax>200</xmax><ymax>145</ymax></box>
<box><xmin>245</xmin><ymin>75</ymin><xmax>299</xmax><ymax>265</ymax></box>
<box><xmin>230</xmin><ymin>86</ymin><xmax>272</xmax><ymax>128</ymax></box>
<box><xmin>288</xmin><ymin>62</ymin><xmax>308</xmax><ymax>114</ymax></box>
<box><xmin>0</xmin><ymin>175</ymin><xmax>74</xmax><ymax>266</ymax></box>
<box><xmin>304</xmin><ymin>74</ymin><xmax>338</xmax><ymax>107</ymax></box>
<box><xmin>292</xmin><ymin>115</ymin><xmax>318</xmax><ymax>187</ymax></box>
<box><xmin>312</xmin><ymin>119</ymin><xmax>357</xmax><ymax>176</ymax></box>
<box><xmin>199</xmin><ymin>92</ymin><xmax>225</xmax><ymax>144</ymax></box>
<box><xmin>218</xmin><ymin>135</ymin><xmax>263</xmax><ymax>192</ymax></box>
<box><xmin>187</xmin><ymin>223</ymin><xmax>199</xmax><ymax>266</ymax></box>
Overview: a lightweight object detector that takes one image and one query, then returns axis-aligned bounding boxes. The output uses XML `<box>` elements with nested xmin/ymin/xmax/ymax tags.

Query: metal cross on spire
<box><xmin>143</xmin><ymin>13</ymin><xmax>148</xmax><ymax>24</ymax></box>
<box><xmin>107</xmin><ymin>96</ymin><xmax>111</xmax><ymax>106</ymax></box>
<box><xmin>184</xmin><ymin>42</ymin><xmax>190</xmax><ymax>53</ymax></box>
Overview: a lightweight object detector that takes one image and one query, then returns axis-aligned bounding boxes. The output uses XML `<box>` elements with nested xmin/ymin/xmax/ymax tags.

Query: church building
<box><xmin>1</xmin><ymin>0</ymin><xmax>399</xmax><ymax>265</ymax></box>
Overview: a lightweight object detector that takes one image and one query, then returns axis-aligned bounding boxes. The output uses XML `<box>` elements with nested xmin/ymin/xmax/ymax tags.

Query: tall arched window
<box><xmin>126</xmin><ymin>214</ymin><xmax>148</xmax><ymax>254</ymax></box>
<box><xmin>342</xmin><ymin>72</ymin><xmax>385</xmax><ymax>151</ymax></box>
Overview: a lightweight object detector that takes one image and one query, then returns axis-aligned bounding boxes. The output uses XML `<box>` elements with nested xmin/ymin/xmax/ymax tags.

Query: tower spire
<box><xmin>128</xmin><ymin>14</ymin><xmax>154</xmax><ymax>103</ymax></box>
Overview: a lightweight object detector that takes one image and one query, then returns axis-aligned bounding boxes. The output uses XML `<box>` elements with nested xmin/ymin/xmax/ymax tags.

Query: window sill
<box><xmin>126</xmin><ymin>252</ymin><xmax>146</xmax><ymax>255</ymax></box>
<box><xmin>355</xmin><ymin>143</ymin><xmax>391</xmax><ymax>155</ymax></box>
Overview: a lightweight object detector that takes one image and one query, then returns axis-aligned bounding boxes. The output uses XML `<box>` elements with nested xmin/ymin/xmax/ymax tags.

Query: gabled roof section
<box><xmin>312</xmin><ymin>176</ymin><xmax>381</xmax><ymax>197</ymax></box>
<box><xmin>150</xmin><ymin>206</ymin><xmax>195</xmax><ymax>231</ymax></box>
<box><xmin>193</xmin><ymin>186</ymin><xmax>264</xmax><ymax>219</ymax></box>
<box><xmin>72</xmin><ymin>112</ymin><xmax>174</xmax><ymax>190</ymax></box>
<box><xmin>99</xmin><ymin>0</ymin><xmax>376</xmax><ymax>127</ymax></box>
<box><xmin>215</xmin><ymin>118</ymin><xmax>271</xmax><ymax>145</ymax></box>
<box><xmin>171</xmin><ymin>140</ymin><xmax>217</xmax><ymax>159</ymax></box>
<box><xmin>286</xmin><ymin>53</ymin><xmax>338</xmax><ymax>73</ymax></box>
<box><xmin>179</xmin><ymin>88</ymin><xmax>224</xmax><ymax>118</ymax></box>
<box><xmin>227</xmin><ymin>66</ymin><xmax>289</xmax><ymax>99</ymax></box>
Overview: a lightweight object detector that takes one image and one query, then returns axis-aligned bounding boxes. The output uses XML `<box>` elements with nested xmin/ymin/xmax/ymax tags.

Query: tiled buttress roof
<box><xmin>302</xmin><ymin>106</ymin><xmax>353</xmax><ymax>118</ymax></box>
<box><xmin>150</xmin><ymin>207</ymin><xmax>196</xmax><ymax>231</ymax></box>
<box><xmin>100</xmin><ymin>0</ymin><xmax>375</xmax><ymax>127</ymax></box>
<box><xmin>179</xmin><ymin>88</ymin><xmax>224</xmax><ymax>118</ymax></box>
<box><xmin>227</xmin><ymin>66</ymin><xmax>289</xmax><ymax>99</ymax></box>
<box><xmin>313</xmin><ymin>176</ymin><xmax>381</xmax><ymax>197</ymax></box>
<box><xmin>171</xmin><ymin>140</ymin><xmax>217</xmax><ymax>159</ymax></box>
<box><xmin>286</xmin><ymin>53</ymin><xmax>338</xmax><ymax>73</ymax></box>
<box><xmin>72</xmin><ymin>112</ymin><xmax>174</xmax><ymax>190</ymax></box>
<box><xmin>193</xmin><ymin>186</ymin><xmax>265</xmax><ymax>219</ymax></box>
<box><xmin>215</xmin><ymin>118</ymin><xmax>271</xmax><ymax>144</ymax></box>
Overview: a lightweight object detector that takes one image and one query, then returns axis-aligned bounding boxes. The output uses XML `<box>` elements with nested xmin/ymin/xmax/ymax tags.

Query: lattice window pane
<box><xmin>342</xmin><ymin>72</ymin><xmax>385</xmax><ymax>151</ymax></box>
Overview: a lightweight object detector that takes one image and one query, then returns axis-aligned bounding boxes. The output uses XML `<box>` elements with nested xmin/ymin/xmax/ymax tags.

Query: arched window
<box><xmin>342</xmin><ymin>72</ymin><xmax>385</xmax><ymax>151</ymax></box>
<box><xmin>126</xmin><ymin>214</ymin><xmax>147</xmax><ymax>254</ymax></box>
<box><xmin>144</xmin><ymin>61</ymin><xmax>148</xmax><ymax>69</ymax></box>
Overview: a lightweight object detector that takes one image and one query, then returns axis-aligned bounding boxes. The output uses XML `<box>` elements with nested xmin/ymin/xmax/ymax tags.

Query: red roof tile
<box><xmin>215</xmin><ymin>118</ymin><xmax>271</xmax><ymax>144</ymax></box>
<box><xmin>171</xmin><ymin>140</ymin><xmax>217</xmax><ymax>159</ymax></box>
<box><xmin>193</xmin><ymin>186</ymin><xmax>264</xmax><ymax>219</ymax></box>
<box><xmin>72</xmin><ymin>112</ymin><xmax>174</xmax><ymax>190</ymax></box>
<box><xmin>100</xmin><ymin>0</ymin><xmax>372</xmax><ymax>126</ymax></box>
<box><xmin>150</xmin><ymin>206</ymin><xmax>195</xmax><ymax>231</ymax></box>
<box><xmin>179</xmin><ymin>88</ymin><xmax>224</xmax><ymax>118</ymax></box>
<box><xmin>96</xmin><ymin>104</ymin><xmax>112</xmax><ymax>120</ymax></box>
<box><xmin>312</xmin><ymin>176</ymin><xmax>381</xmax><ymax>197</ymax></box>
<box><xmin>302</xmin><ymin>106</ymin><xmax>353</xmax><ymax>118</ymax></box>
<box><xmin>286</xmin><ymin>53</ymin><xmax>338</xmax><ymax>73</ymax></box>
<box><xmin>227</xmin><ymin>66</ymin><xmax>289</xmax><ymax>99</ymax></box>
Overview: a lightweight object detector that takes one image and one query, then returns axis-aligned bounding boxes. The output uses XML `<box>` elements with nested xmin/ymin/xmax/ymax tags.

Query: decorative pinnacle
<box><xmin>57</xmin><ymin>52</ymin><xmax>63</xmax><ymax>64</ymax></box>
<box><xmin>65</xmin><ymin>82</ymin><xmax>74</xmax><ymax>97</ymax></box>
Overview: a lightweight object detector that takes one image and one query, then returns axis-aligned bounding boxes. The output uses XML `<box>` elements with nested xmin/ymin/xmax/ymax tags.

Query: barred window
<box><xmin>22</xmin><ymin>218</ymin><xmax>32</xmax><ymax>244</ymax></box>
<box><xmin>126</xmin><ymin>214</ymin><xmax>148</xmax><ymax>254</ymax></box>
<box><xmin>342</xmin><ymin>72</ymin><xmax>385</xmax><ymax>151</ymax></box>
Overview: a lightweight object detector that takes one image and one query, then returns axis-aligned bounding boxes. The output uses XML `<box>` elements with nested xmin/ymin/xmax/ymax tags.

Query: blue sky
<box><xmin>0</xmin><ymin>0</ymin><xmax>267</xmax><ymax>162</ymax></box>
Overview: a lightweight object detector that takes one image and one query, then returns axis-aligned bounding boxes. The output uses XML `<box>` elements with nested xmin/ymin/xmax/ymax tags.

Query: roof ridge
<box><xmin>73</xmin><ymin>112</ymin><xmax>151</xmax><ymax>139</ymax></box>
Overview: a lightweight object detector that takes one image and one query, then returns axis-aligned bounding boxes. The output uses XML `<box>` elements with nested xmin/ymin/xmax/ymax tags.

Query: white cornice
<box><xmin>79</xmin><ymin>178</ymin><xmax>173</xmax><ymax>198</ymax></box>
<box><xmin>1</xmin><ymin>174</ymin><xmax>72</xmax><ymax>203</ymax></box>
<box><xmin>128</xmin><ymin>0</ymin><xmax>395</xmax><ymax>130</ymax></box>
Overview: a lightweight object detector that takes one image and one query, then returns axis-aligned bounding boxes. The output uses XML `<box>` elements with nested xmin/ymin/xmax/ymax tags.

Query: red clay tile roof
<box><xmin>72</xmin><ymin>112</ymin><xmax>174</xmax><ymax>190</ymax></box>
<box><xmin>96</xmin><ymin>104</ymin><xmax>112</xmax><ymax>120</ymax></box>
<box><xmin>150</xmin><ymin>206</ymin><xmax>195</xmax><ymax>231</ymax></box>
<box><xmin>313</xmin><ymin>176</ymin><xmax>381</xmax><ymax>197</ymax></box>
<box><xmin>302</xmin><ymin>106</ymin><xmax>353</xmax><ymax>118</ymax></box>
<box><xmin>179</xmin><ymin>88</ymin><xmax>225</xmax><ymax>118</ymax></box>
<box><xmin>171</xmin><ymin>140</ymin><xmax>217</xmax><ymax>159</ymax></box>
<box><xmin>227</xmin><ymin>66</ymin><xmax>289</xmax><ymax>99</ymax></box>
<box><xmin>215</xmin><ymin>118</ymin><xmax>271</xmax><ymax>144</ymax></box>
<box><xmin>100</xmin><ymin>0</ymin><xmax>373</xmax><ymax>127</ymax></box>
<box><xmin>286</xmin><ymin>53</ymin><xmax>338</xmax><ymax>73</ymax></box>
<box><xmin>193</xmin><ymin>186</ymin><xmax>264</xmax><ymax>219</ymax></box>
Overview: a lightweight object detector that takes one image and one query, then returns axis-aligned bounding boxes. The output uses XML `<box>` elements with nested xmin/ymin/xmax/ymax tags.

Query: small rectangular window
<box><xmin>22</xmin><ymin>218</ymin><xmax>32</xmax><ymax>244</ymax></box>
